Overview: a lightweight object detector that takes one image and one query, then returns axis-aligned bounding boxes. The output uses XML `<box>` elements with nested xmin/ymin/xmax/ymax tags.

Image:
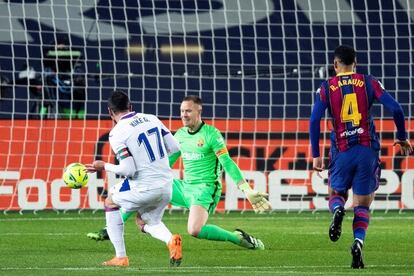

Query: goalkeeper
<box><xmin>88</xmin><ymin>95</ymin><xmax>271</xmax><ymax>249</ymax></box>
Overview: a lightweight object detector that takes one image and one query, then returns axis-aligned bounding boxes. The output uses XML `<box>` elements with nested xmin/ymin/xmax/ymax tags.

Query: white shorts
<box><xmin>109</xmin><ymin>179</ymin><xmax>172</xmax><ymax>225</ymax></box>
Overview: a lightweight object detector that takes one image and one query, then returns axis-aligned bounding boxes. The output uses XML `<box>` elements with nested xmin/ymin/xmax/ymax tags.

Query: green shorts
<box><xmin>170</xmin><ymin>179</ymin><xmax>222</xmax><ymax>214</ymax></box>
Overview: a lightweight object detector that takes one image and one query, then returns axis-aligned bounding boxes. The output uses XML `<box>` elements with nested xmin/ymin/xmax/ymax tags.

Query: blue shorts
<box><xmin>328</xmin><ymin>145</ymin><xmax>381</xmax><ymax>195</ymax></box>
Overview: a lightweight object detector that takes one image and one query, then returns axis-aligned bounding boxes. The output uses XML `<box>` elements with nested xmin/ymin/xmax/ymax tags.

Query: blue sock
<box><xmin>328</xmin><ymin>195</ymin><xmax>345</xmax><ymax>213</ymax></box>
<box><xmin>353</xmin><ymin>206</ymin><xmax>370</xmax><ymax>243</ymax></box>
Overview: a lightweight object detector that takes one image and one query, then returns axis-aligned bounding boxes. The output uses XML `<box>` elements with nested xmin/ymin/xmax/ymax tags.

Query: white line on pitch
<box><xmin>1</xmin><ymin>264</ymin><xmax>414</xmax><ymax>273</ymax></box>
<box><xmin>1</xmin><ymin>215</ymin><xmax>414</xmax><ymax>222</ymax></box>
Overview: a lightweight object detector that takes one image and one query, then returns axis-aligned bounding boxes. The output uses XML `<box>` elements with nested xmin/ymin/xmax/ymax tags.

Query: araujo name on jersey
<box><xmin>182</xmin><ymin>152</ymin><xmax>204</xmax><ymax>160</ymax></box>
<box><xmin>330</xmin><ymin>79</ymin><xmax>364</xmax><ymax>92</ymax></box>
<box><xmin>129</xmin><ymin>116</ymin><xmax>149</xmax><ymax>127</ymax></box>
<box><xmin>340</xmin><ymin>127</ymin><xmax>364</xmax><ymax>138</ymax></box>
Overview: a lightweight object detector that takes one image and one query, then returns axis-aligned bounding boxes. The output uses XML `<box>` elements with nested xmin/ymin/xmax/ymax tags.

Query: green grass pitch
<box><xmin>1</xmin><ymin>210</ymin><xmax>414</xmax><ymax>275</ymax></box>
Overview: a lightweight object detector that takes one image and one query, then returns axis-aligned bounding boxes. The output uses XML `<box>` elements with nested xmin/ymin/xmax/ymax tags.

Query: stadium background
<box><xmin>0</xmin><ymin>0</ymin><xmax>413</xmax><ymax>211</ymax></box>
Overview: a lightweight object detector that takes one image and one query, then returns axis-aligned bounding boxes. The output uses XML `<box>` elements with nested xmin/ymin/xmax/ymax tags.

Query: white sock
<box><xmin>355</xmin><ymin>238</ymin><xmax>364</xmax><ymax>245</ymax></box>
<box><xmin>105</xmin><ymin>210</ymin><xmax>126</xmax><ymax>257</ymax></box>
<box><xmin>143</xmin><ymin>222</ymin><xmax>173</xmax><ymax>244</ymax></box>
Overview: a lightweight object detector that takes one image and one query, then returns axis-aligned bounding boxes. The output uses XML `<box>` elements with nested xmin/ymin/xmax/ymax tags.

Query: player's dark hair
<box><xmin>108</xmin><ymin>90</ymin><xmax>131</xmax><ymax>113</ymax></box>
<box><xmin>183</xmin><ymin>95</ymin><xmax>202</xmax><ymax>106</ymax></box>
<box><xmin>334</xmin><ymin>45</ymin><xmax>356</xmax><ymax>65</ymax></box>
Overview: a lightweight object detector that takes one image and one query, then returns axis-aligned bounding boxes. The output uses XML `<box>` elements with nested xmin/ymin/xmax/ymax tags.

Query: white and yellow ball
<box><xmin>63</xmin><ymin>163</ymin><xmax>89</xmax><ymax>189</ymax></box>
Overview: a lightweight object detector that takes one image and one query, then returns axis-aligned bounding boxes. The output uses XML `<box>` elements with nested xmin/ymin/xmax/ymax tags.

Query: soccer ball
<box><xmin>63</xmin><ymin>163</ymin><xmax>89</xmax><ymax>189</ymax></box>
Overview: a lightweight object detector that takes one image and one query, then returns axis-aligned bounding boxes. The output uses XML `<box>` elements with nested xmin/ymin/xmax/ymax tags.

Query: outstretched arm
<box><xmin>218</xmin><ymin>153</ymin><xmax>271</xmax><ymax>213</ymax></box>
<box><xmin>85</xmin><ymin>131</ymin><xmax>137</xmax><ymax>177</ymax></box>
<box><xmin>378</xmin><ymin>92</ymin><xmax>413</xmax><ymax>155</ymax></box>
<box><xmin>378</xmin><ymin>92</ymin><xmax>407</xmax><ymax>140</ymax></box>
<box><xmin>85</xmin><ymin>156</ymin><xmax>136</xmax><ymax>177</ymax></box>
<box><xmin>209</xmin><ymin>126</ymin><xmax>271</xmax><ymax>212</ymax></box>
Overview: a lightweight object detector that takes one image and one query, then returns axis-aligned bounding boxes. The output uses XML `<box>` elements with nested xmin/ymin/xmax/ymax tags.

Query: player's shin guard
<box><xmin>353</xmin><ymin>206</ymin><xmax>370</xmax><ymax>243</ymax></box>
<box><xmin>328</xmin><ymin>194</ymin><xmax>345</xmax><ymax>214</ymax></box>
<box><xmin>105</xmin><ymin>207</ymin><xmax>126</xmax><ymax>257</ymax></box>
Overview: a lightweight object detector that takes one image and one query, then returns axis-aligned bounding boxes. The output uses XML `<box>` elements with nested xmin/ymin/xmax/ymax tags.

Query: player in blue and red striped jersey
<box><xmin>309</xmin><ymin>45</ymin><xmax>412</xmax><ymax>269</ymax></box>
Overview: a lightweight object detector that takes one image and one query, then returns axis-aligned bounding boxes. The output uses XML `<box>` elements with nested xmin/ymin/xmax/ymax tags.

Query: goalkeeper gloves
<box><xmin>239</xmin><ymin>182</ymin><xmax>272</xmax><ymax>213</ymax></box>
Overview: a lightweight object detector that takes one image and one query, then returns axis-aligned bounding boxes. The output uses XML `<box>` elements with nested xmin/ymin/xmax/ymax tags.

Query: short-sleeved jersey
<box><xmin>174</xmin><ymin>122</ymin><xmax>226</xmax><ymax>185</ymax></box>
<box><xmin>317</xmin><ymin>73</ymin><xmax>384</xmax><ymax>152</ymax></box>
<box><xmin>109</xmin><ymin>111</ymin><xmax>173</xmax><ymax>189</ymax></box>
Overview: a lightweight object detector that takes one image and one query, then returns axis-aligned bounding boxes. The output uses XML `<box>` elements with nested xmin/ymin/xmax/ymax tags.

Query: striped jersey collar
<box><xmin>120</xmin><ymin>111</ymin><xmax>136</xmax><ymax>120</ymax></box>
<box><xmin>336</xmin><ymin>71</ymin><xmax>354</xmax><ymax>76</ymax></box>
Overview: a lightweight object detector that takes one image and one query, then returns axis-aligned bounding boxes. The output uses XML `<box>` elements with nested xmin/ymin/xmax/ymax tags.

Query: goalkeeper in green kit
<box><xmin>88</xmin><ymin>95</ymin><xmax>271</xmax><ymax>249</ymax></box>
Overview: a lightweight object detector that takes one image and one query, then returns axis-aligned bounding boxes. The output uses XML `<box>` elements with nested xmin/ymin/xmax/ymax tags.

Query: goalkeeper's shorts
<box><xmin>170</xmin><ymin>179</ymin><xmax>222</xmax><ymax>214</ymax></box>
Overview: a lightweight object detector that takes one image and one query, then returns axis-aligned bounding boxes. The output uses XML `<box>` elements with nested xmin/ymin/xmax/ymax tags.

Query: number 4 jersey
<box><xmin>310</xmin><ymin>72</ymin><xmax>407</xmax><ymax>157</ymax></box>
<box><xmin>108</xmin><ymin>111</ymin><xmax>179</xmax><ymax>189</ymax></box>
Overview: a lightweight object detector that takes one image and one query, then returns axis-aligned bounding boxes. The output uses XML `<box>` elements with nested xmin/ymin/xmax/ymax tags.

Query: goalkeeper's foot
<box><xmin>87</xmin><ymin>228</ymin><xmax>109</xmax><ymax>241</ymax></box>
<box><xmin>234</xmin><ymin>229</ymin><xmax>264</xmax><ymax>250</ymax></box>
<box><xmin>350</xmin><ymin>240</ymin><xmax>364</xmax><ymax>269</ymax></box>
<box><xmin>167</xmin><ymin>234</ymin><xmax>182</xmax><ymax>267</ymax></box>
<box><xmin>102</xmin><ymin>256</ymin><xmax>129</xmax><ymax>267</ymax></box>
<box><xmin>329</xmin><ymin>206</ymin><xmax>345</xmax><ymax>242</ymax></box>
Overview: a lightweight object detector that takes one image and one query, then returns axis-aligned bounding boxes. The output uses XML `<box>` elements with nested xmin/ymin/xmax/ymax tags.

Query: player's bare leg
<box><xmin>187</xmin><ymin>205</ymin><xmax>209</xmax><ymax>237</ymax></box>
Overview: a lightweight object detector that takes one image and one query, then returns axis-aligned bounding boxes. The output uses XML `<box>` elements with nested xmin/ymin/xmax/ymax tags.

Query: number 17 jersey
<box><xmin>109</xmin><ymin>112</ymin><xmax>174</xmax><ymax>190</ymax></box>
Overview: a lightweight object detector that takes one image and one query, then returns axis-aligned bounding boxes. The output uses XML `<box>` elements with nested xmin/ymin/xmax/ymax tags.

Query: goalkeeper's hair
<box><xmin>183</xmin><ymin>95</ymin><xmax>203</xmax><ymax>106</ymax></box>
<box><xmin>334</xmin><ymin>45</ymin><xmax>356</xmax><ymax>65</ymax></box>
<box><xmin>108</xmin><ymin>90</ymin><xmax>131</xmax><ymax>113</ymax></box>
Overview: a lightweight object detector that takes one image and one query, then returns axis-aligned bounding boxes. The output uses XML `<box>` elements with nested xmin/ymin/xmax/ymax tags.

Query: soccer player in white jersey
<box><xmin>86</xmin><ymin>90</ymin><xmax>182</xmax><ymax>267</ymax></box>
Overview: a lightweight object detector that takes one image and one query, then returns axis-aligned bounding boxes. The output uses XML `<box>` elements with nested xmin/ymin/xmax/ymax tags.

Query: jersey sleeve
<box><xmin>318</xmin><ymin>82</ymin><xmax>327</xmax><ymax>104</ymax></box>
<box><xmin>104</xmin><ymin>157</ymin><xmax>136</xmax><ymax>177</ymax></box>
<box><xmin>309</xmin><ymin>84</ymin><xmax>328</xmax><ymax>157</ymax></box>
<box><xmin>109</xmin><ymin>128</ymin><xmax>131</xmax><ymax>161</ymax></box>
<box><xmin>369</xmin><ymin>77</ymin><xmax>407</xmax><ymax>141</ymax></box>
<box><xmin>209</xmin><ymin>127</ymin><xmax>228</xmax><ymax>156</ymax></box>
<box><xmin>158</xmin><ymin>119</ymin><xmax>180</xmax><ymax>155</ymax></box>
<box><xmin>168</xmin><ymin>130</ymin><xmax>182</xmax><ymax>167</ymax></box>
<box><xmin>369</xmin><ymin>76</ymin><xmax>386</xmax><ymax>100</ymax></box>
<box><xmin>378</xmin><ymin>93</ymin><xmax>408</xmax><ymax>141</ymax></box>
<box><xmin>106</xmin><ymin>127</ymin><xmax>136</xmax><ymax>177</ymax></box>
<box><xmin>209</xmin><ymin>127</ymin><xmax>245</xmax><ymax>185</ymax></box>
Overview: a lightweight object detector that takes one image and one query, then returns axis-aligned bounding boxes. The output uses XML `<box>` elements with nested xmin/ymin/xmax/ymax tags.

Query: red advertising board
<box><xmin>0</xmin><ymin>119</ymin><xmax>413</xmax><ymax>210</ymax></box>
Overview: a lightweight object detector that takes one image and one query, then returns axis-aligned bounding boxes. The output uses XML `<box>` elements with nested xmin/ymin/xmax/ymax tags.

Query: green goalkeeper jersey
<box><xmin>170</xmin><ymin>121</ymin><xmax>244</xmax><ymax>185</ymax></box>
